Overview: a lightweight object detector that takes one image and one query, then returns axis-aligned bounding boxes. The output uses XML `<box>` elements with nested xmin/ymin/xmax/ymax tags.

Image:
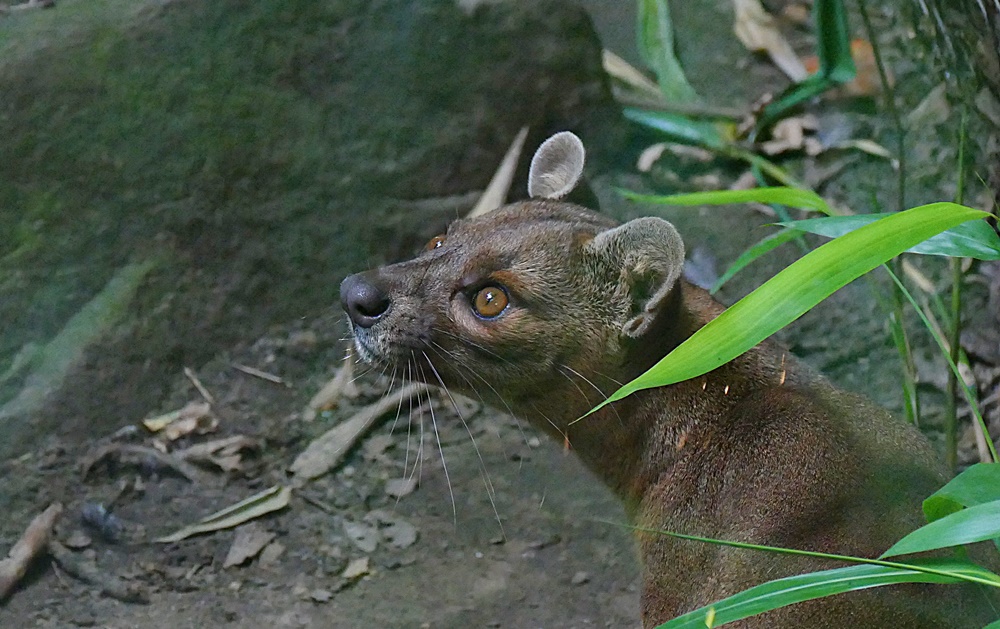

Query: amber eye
<box><xmin>425</xmin><ymin>235</ymin><xmax>446</xmax><ymax>251</ymax></box>
<box><xmin>472</xmin><ymin>285</ymin><xmax>509</xmax><ymax>319</ymax></box>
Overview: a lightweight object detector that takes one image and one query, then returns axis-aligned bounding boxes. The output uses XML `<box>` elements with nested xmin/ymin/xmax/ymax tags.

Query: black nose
<box><xmin>340</xmin><ymin>273</ymin><xmax>391</xmax><ymax>328</ymax></box>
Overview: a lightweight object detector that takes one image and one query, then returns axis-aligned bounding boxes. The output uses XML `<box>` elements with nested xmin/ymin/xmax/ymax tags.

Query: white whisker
<box><xmin>416</xmin><ymin>354</ymin><xmax>456</xmax><ymax>522</ymax></box>
<box><xmin>423</xmin><ymin>350</ymin><xmax>505</xmax><ymax>538</ymax></box>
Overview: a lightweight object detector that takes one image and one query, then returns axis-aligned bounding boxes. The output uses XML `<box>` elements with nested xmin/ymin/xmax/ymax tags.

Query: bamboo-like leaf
<box><xmin>924</xmin><ymin>464</ymin><xmax>1000</xmax><ymax>523</ymax></box>
<box><xmin>624</xmin><ymin>108</ymin><xmax>729</xmax><ymax>149</ymax></box>
<box><xmin>655</xmin><ymin>560</ymin><xmax>984</xmax><ymax>629</ymax></box>
<box><xmin>710</xmin><ymin>228</ymin><xmax>799</xmax><ymax>294</ymax></box>
<box><xmin>882</xmin><ymin>499</ymin><xmax>1000</xmax><ymax>558</ymax></box>
<box><xmin>780</xmin><ymin>214</ymin><xmax>1000</xmax><ymax>260</ymax></box>
<box><xmin>621</xmin><ymin>186</ymin><xmax>834</xmax><ymax>215</ymax></box>
<box><xmin>156</xmin><ymin>485</ymin><xmax>291</xmax><ymax>543</ymax></box>
<box><xmin>637</xmin><ymin>0</ymin><xmax>699</xmax><ymax>103</ymax></box>
<box><xmin>589</xmin><ymin>203</ymin><xmax>989</xmax><ymax>411</ymax></box>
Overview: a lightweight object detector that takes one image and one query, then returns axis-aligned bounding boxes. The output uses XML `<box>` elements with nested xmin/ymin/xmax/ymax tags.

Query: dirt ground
<box><xmin>0</xmin><ymin>312</ymin><xmax>640</xmax><ymax>628</ymax></box>
<box><xmin>1</xmin><ymin>0</ymin><xmax>998</xmax><ymax>628</ymax></box>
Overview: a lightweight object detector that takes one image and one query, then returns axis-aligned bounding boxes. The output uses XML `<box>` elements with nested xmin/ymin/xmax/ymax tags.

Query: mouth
<box><xmin>350</xmin><ymin>327</ymin><xmax>381</xmax><ymax>364</ymax></box>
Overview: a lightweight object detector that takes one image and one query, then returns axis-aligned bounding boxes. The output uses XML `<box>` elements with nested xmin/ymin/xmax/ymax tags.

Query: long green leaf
<box><xmin>882</xmin><ymin>499</ymin><xmax>1000</xmax><ymax>558</ymax></box>
<box><xmin>655</xmin><ymin>560</ymin><xmax>980</xmax><ymax>629</ymax></box>
<box><xmin>924</xmin><ymin>464</ymin><xmax>1000</xmax><ymax>523</ymax></box>
<box><xmin>710</xmin><ymin>228</ymin><xmax>799</xmax><ymax>294</ymax></box>
<box><xmin>781</xmin><ymin>214</ymin><xmax>1000</xmax><ymax>260</ymax></box>
<box><xmin>637</xmin><ymin>0</ymin><xmax>698</xmax><ymax>103</ymax></box>
<box><xmin>622</xmin><ymin>186</ymin><xmax>834</xmax><ymax>215</ymax></box>
<box><xmin>624</xmin><ymin>108</ymin><xmax>728</xmax><ymax>148</ymax></box>
<box><xmin>590</xmin><ymin>203</ymin><xmax>989</xmax><ymax>411</ymax></box>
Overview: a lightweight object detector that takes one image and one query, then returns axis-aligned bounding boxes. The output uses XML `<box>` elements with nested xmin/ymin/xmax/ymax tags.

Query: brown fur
<box><xmin>342</xmin><ymin>200</ymin><xmax>997</xmax><ymax>627</ymax></box>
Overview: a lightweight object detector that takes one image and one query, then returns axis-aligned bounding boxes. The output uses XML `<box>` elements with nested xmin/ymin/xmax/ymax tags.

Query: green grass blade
<box><xmin>590</xmin><ymin>203</ymin><xmax>989</xmax><ymax>411</ymax></box>
<box><xmin>710</xmin><ymin>228</ymin><xmax>799</xmax><ymax>294</ymax></box>
<box><xmin>781</xmin><ymin>214</ymin><xmax>1000</xmax><ymax>260</ymax></box>
<box><xmin>636</xmin><ymin>0</ymin><xmax>699</xmax><ymax>103</ymax></box>
<box><xmin>621</xmin><ymin>186</ymin><xmax>834</xmax><ymax>214</ymax></box>
<box><xmin>980</xmin><ymin>620</ymin><xmax>1000</xmax><ymax>629</ymax></box>
<box><xmin>924</xmin><ymin>464</ymin><xmax>1000</xmax><ymax>522</ymax></box>
<box><xmin>882</xmin><ymin>499</ymin><xmax>1000</xmax><ymax>558</ymax></box>
<box><xmin>624</xmin><ymin>108</ymin><xmax>728</xmax><ymax>148</ymax></box>
<box><xmin>655</xmin><ymin>561</ymin><xmax>976</xmax><ymax>629</ymax></box>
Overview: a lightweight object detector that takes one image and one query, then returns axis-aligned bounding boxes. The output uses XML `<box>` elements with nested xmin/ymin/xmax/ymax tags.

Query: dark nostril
<box><xmin>340</xmin><ymin>273</ymin><xmax>391</xmax><ymax>329</ymax></box>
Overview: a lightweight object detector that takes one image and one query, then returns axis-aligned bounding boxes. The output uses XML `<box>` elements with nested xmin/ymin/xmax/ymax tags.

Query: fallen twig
<box><xmin>81</xmin><ymin>443</ymin><xmax>202</xmax><ymax>482</ymax></box>
<box><xmin>183</xmin><ymin>366</ymin><xmax>215</xmax><ymax>405</ymax></box>
<box><xmin>48</xmin><ymin>540</ymin><xmax>148</xmax><ymax>604</ymax></box>
<box><xmin>232</xmin><ymin>363</ymin><xmax>289</xmax><ymax>387</ymax></box>
<box><xmin>0</xmin><ymin>503</ymin><xmax>63</xmax><ymax>603</ymax></box>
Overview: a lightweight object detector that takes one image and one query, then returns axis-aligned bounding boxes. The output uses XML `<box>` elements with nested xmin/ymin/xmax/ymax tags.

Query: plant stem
<box><xmin>888</xmin><ymin>259</ymin><xmax>920</xmax><ymax>425</ymax></box>
<box><xmin>856</xmin><ymin>0</ymin><xmax>905</xmax><ymax>214</ymax></box>
<box><xmin>944</xmin><ymin>113</ymin><xmax>968</xmax><ymax>471</ymax></box>
<box><xmin>858</xmin><ymin>0</ymin><xmax>919</xmax><ymax>424</ymax></box>
<box><xmin>886</xmin><ymin>267</ymin><xmax>998</xmax><ymax>463</ymax></box>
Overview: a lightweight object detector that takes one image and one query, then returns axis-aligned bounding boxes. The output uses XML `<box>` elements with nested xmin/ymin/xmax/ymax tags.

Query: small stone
<box><xmin>63</xmin><ymin>530</ymin><xmax>92</xmax><ymax>549</ymax></box>
<box><xmin>527</xmin><ymin>437</ymin><xmax>541</xmax><ymax>448</ymax></box>
<box><xmin>384</xmin><ymin>477</ymin><xmax>417</xmax><ymax>498</ymax></box>
<box><xmin>382</xmin><ymin>519</ymin><xmax>418</xmax><ymax>550</ymax></box>
<box><xmin>343</xmin><ymin>520</ymin><xmax>379</xmax><ymax>553</ymax></box>
<box><xmin>259</xmin><ymin>541</ymin><xmax>285</xmax><ymax>566</ymax></box>
<box><xmin>571</xmin><ymin>571</ymin><xmax>590</xmax><ymax>585</ymax></box>
<box><xmin>342</xmin><ymin>556</ymin><xmax>370</xmax><ymax>580</ymax></box>
<box><xmin>310</xmin><ymin>589</ymin><xmax>333</xmax><ymax>603</ymax></box>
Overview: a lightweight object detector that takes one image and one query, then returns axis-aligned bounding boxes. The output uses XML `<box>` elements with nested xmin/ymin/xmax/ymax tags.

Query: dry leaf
<box><xmin>174</xmin><ymin>435</ymin><xmax>261</xmax><ymax>472</ymax></box>
<box><xmin>142</xmin><ymin>401</ymin><xmax>215</xmax><ymax>441</ymax></box>
<box><xmin>732</xmin><ymin>0</ymin><xmax>807</xmax><ymax>82</ymax></box>
<box><xmin>156</xmin><ymin>485</ymin><xmax>291</xmax><ymax>543</ymax></box>
<box><xmin>304</xmin><ymin>358</ymin><xmax>359</xmax><ymax>421</ymax></box>
<box><xmin>467</xmin><ymin>126</ymin><xmax>528</xmax><ymax>218</ymax></box>
<box><xmin>602</xmin><ymin>49</ymin><xmax>662</xmax><ymax>100</ymax></box>
<box><xmin>758</xmin><ymin>115</ymin><xmax>818</xmax><ymax>155</ymax></box>
<box><xmin>290</xmin><ymin>383</ymin><xmax>428</xmax><ymax>482</ymax></box>
<box><xmin>223</xmin><ymin>522</ymin><xmax>276</xmax><ymax>568</ymax></box>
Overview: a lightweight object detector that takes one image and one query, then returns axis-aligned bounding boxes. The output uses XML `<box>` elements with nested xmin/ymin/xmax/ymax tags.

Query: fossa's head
<box><xmin>341</xmin><ymin>133</ymin><xmax>686</xmax><ymax>417</ymax></box>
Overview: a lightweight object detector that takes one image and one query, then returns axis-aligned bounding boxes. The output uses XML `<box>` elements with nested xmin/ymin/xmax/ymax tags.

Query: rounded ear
<box><xmin>585</xmin><ymin>217</ymin><xmax>685</xmax><ymax>338</ymax></box>
<box><xmin>527</xmin><ymin>131</ymin><xmax>585</xmax><ymax>200</ymax></box>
